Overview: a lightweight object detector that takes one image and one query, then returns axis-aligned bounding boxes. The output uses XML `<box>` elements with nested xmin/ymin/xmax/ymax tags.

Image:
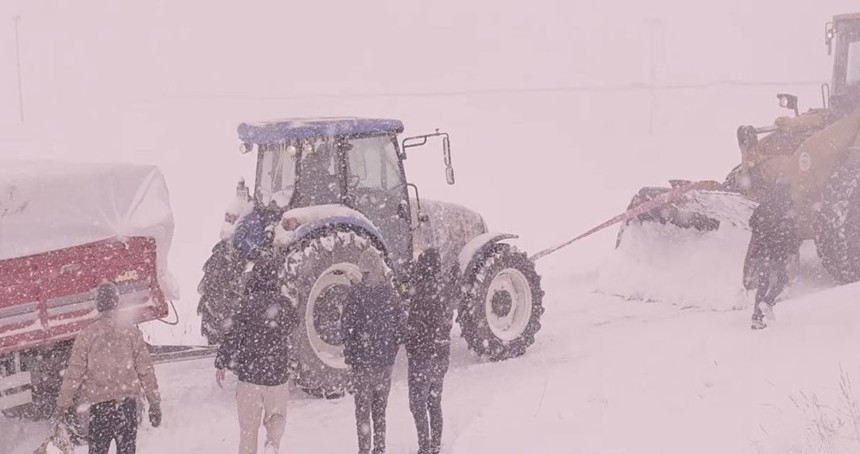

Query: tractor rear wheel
<box><xmin>814</xmin><ymin>152</ymin><xmax>860</xmax><ymax>284</ymax></box>
<box><xmin>197</xmin><ymin>241</ymin><xmax>247</xmax><ymax>345</ymax></box>
<box><xmin>458</xmin><ymin>244</ymin><xmax>544</xmax><ymax>361</ymax></box>
<box><xmin>281</xmin><ymin>229</ymin><xmax>389</xmax><ymax>399</ymax></box>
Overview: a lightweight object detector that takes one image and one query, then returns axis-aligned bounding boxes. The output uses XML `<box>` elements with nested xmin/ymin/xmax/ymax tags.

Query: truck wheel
<box><xmin>814</xmin><ymin>154</ymin><xmax>860</xmax><ymax>284</ymax></box>
<box><xmin>281</xmin><ymin>229</ymin><xmax>388</xmax><ymax>399</ymax></box>
<box><xmin>197</xmin><ymin>241</ymin><xmax>247</xmax><ymax>345</ymax></box>
<box><xmin>458</xmin><ymin>244</ymin><xmax>545</xmax><ymax>361</ymax></box>
<box><xmin>1</xmin><ymin>343</ymin><xmax>73</xmax><ymax>422</ymax></box>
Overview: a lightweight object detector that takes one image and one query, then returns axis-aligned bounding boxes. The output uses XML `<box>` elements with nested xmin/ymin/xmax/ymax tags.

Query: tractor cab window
<box><xmin>848</xmin><ymin>40</ymin><xmax>860</xmax><ymax>87</ymax></box>
<box><xmin>345</xmin><ymin>135</ymin><xmax>405</xmax><ymax>192</ymax></box>
<box><xmin>344</xmin><ymin>134</ymin><xmax>412</xmax><ymax>263</ymax></box>
<box><xmin>256</xmin><ymin>143</ymin><xmax>298</xmax><ymax>207</ymax></box>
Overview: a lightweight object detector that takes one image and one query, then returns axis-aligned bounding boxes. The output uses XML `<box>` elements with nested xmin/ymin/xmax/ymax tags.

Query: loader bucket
<box><xmin>614</xmin><ymin>187</ymin><xmax>720</xmax><ymax>248</ymax></box>
<box><xmin>603</xmin><ymin>188</ymin><xmax>759</xmax><ymax>310</ymax></box>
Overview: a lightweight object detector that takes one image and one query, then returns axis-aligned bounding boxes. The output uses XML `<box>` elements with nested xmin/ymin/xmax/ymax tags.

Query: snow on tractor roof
<box><xmin>834</xmin><ymin>12</ymin><xmax>860</xmax><ymax>22</ymax></box>
<box><xmin>237</xmin><ymin>117</ymin><xmax>405</xmax><ymax>144</ymax></box>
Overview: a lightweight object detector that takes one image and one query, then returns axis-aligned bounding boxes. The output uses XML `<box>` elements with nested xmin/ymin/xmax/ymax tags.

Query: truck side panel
<box><xmin>0</xmin><ymin>237</ymin><xmax>168</xmax><ymax>356</ymax></box>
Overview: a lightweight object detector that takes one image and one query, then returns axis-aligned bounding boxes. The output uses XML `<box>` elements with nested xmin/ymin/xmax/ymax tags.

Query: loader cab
<box><xmin>827</xmin><ymin>13</ymin><xmax>860</xmax><ymax>110</ymax></box>
<box><xmin>237</xmin><ymin>118</ymin><xmax>454</xmax><ymax>268</ymax></box>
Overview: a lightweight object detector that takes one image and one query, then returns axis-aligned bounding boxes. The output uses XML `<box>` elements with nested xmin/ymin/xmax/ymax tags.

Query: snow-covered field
<box><xmin>4</xmin><ymin>245</ymin><xmax>860</xmax><ymax>454</ymax></box>
<box><xmin>4</xmin><ymin>1</ymin><xmax>860</xmax><ymax>453</ymax></box>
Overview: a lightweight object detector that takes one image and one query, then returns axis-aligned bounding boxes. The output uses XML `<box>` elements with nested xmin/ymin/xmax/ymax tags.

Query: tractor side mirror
<box><xmin>401</xmin><ymin>129</ymin><xmax>455</xmax><ymax>184</ymax></box>
<box><xmin>777</xmin><ymin>93</ymin><xmax>800</xmax><ymax>116</ymax></box>
<box><xmin>443</xmin><ymin>136</ymin><xmax>455</xmax><ymax>185</ymax></box>
<box><xmin>445</xmin><ymin>166</ymin><xmax>455</xmax><ymax>185</ymax></box>
<box><xmin>825</xmin><ymin>22</ymin><xmax>835</xmax><ymax>56</ymax></box>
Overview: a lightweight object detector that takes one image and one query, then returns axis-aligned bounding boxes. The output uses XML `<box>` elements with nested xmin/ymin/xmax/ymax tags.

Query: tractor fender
<box><xmin>456</xmin><ymin>232</ymin><xmax>519</xmax><ymax>277</ymax></box>
<box><xmin>276</xmin><ymin>205</ymin><xmax>390</xmax><ymax>256</ymax></box>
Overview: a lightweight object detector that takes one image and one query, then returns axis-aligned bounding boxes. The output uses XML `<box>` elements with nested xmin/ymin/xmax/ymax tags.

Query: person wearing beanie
<box><xmin>342</xmin><ymin>250</ymin><xmax>405</xmax><ymax>454</ymax></box>
<box><xmin>215</xmin><ymin>259</ymin><xmax>299</xmax><ymax>454</ymax></box>
<box><xmin>55</xmin><ymin>282</ymin><xmax>161</xmax><ymax>454</ymax></box>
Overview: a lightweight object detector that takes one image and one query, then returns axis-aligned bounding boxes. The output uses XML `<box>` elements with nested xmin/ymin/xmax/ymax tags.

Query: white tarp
<box><xmin>0</xmin><ymin>159</ymin><xmax>178</xmax><ymax>300</ymax></box>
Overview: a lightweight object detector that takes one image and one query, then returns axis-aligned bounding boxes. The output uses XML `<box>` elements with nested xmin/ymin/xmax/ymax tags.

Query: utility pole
<box><xmin>13</xmin><ymin>16</ymin><xmax>23</xmax><ymax>122</ymax></box>
<box><xmin>648</xmin><ymin>18</ymin><xmax>662</xmax><ymax>137</ymax></box>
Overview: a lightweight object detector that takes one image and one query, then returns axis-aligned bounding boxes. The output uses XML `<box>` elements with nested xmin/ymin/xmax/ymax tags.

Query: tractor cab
<box><xmin>236</xmin><ymin>117</ymin><xmax>453</xmax><ymax>268</ymax></box>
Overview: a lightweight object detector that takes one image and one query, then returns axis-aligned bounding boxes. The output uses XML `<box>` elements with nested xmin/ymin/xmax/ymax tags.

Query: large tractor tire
<box><xmin>458</xmin><ymin>243</ymin><xmax>545</xmax><ymax>361</ymax></box>
<box><xmin>281</xmin><ymin>229</ymin><xmax>389</xmax><ymax>399</ymax></box>
<box><xmin>197</xmin><ymin>240</ymin><xmax>247</xmax><ymax>345</ymax></box>
<box><xmin>814</xmin><ymin>153</ymin><xmax>860</xmax><ymax>284</ymax></box>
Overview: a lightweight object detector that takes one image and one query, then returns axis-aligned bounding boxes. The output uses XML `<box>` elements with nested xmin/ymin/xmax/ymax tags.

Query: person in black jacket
<box><xmin>405</xmin><ymin>249</ymin><xmax>454</xmax><ymax>454</ymax></box>
<box><xmin>215</xmin><ymin>258</ymin><xmax>299</xmax><ymax>454</ymax></box>
<box><xmin>342</xmin><ymin>249</ymin><xmax>404</xmax><ymax>454</ymax></box>
<box><xmin>746</xmin><ymin>179</ymin><xmax>801</xmax><ymax>330</ymax></box>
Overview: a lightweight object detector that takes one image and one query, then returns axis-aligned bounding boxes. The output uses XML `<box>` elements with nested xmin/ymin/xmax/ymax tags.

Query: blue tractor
<box><xmin>198</xmin><ymin>118</ymin><xmax>545</xmax><ymax>398</ymax></box>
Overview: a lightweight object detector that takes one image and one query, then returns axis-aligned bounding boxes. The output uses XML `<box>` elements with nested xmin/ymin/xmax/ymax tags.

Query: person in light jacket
<box><xmin>55</xmin><ymin>282</ymin><xmax>161</xmax><ymax>454</ymax></box>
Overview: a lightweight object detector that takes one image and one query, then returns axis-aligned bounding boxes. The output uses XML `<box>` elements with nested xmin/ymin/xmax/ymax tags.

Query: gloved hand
<box><xmin>149</xmin><ymin>403</ymin><xmax>162</xmax><ymax>428</ymax></box>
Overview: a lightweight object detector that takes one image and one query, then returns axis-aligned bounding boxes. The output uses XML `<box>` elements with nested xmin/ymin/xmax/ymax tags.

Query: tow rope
<box><xmin>529</xmin><ymin>180</ymin><xmax>717</xmax><ymax>261</ymax></box>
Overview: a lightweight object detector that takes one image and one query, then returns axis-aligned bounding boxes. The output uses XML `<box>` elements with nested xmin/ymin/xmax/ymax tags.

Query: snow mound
<box><xmin>0</xmin><ymin>158</ymin><xmax>178</xmax><ymax>299</ymax></box>
<box><xmin>596</xmin><ymin>220</ymin><xmax>753</xmax><ymax>311</ymax></box>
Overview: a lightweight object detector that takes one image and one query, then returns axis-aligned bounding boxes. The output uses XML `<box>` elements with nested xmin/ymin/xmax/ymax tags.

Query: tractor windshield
<box><xmin>256</xmin><ymin>142</ymin><xmax>299</xmax><ymax>206</ymax></box>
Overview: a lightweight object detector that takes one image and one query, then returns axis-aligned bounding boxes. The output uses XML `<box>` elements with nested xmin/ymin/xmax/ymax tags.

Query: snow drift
<box><xmin>0</xmin><ymin>159</ymin><xmax>178</xmax><ymax>299</ymax></box>
<box><xmin>597</xmin><ymin>221</ymin><xmax>753</xmax><ymax>311</ymax></box>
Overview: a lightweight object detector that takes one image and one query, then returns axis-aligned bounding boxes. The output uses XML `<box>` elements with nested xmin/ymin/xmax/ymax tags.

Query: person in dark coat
<box><xmin>405</xmin><ymin>249</ymin><xmax>454</xmax><ymax>454</ymax></box>
<box><xmin>215</xmin><ymin>258</ymin><xmax>299</xmax><ymax>454</ymax></box>
<box><xmin>342</xmin><ymin>250</ymin><xmax>405</xmax><ymax>454</ymax></box>
<box><xmin>746</xmin><ymin>179</ymin><xmax>801</xmax><ymax>330</ymax></box>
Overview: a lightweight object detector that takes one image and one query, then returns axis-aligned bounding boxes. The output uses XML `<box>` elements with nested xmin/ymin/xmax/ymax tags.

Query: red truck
<box><xmin>0</xmin><ymin>160</ymin><xmax>177</xmax><ymax>419</ymax></box>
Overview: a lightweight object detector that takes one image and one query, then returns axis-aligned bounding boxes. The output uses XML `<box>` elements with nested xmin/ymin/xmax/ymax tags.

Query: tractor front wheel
<box><xmin>197</xmin><ymin>241</ymin><xmax>247</xmax><ymax>345</ymax></box>
<box><xmin>458</xmin><ymin>244</ymin><xmax>545</xmax><ymax>361</ymax></box>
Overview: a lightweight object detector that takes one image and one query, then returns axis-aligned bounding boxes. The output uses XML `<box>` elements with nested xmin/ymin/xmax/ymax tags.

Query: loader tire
<box><xmin>197</xmin><ymin>240</ymin><xmax>247</xmax><ymax>345</ymax></box>
<box><xmin>814</xmin><ymin>152</ymin><xmax>860</xmax><ymax>284</ymax></box>
<box><xmin>458</xmin><ymin>244</ymin><xmax>545</xmax><ymax>361</ymax></box>
<box><xmin>281</xmin><ymin>229</ymin><xmax>390</xmax><ymax>399</ymax></box>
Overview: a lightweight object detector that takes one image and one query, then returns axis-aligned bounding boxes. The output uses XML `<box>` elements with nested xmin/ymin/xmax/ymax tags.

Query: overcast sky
<box><xmin>1</xmin><ymin>1</ymin><xmax>857</xmax><ymax>336</ymax></box>
<box><xmin>1</xmin><ymin>1</ymin><xmax>855</xmax><ymax>124</ymax></box>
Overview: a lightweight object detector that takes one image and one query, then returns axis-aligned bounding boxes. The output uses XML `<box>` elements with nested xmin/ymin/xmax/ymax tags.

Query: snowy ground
<box><xmin>4</xmin><ymin>240</ymin><xmax>860</xmax><ymax>454</ymax></box>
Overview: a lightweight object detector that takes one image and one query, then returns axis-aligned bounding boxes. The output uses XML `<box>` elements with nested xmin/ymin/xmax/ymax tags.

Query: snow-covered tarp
<box><xmin>0</xmin><ymin>159</ymin><xmax>178</xmax><ymax>300</ymax></box>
